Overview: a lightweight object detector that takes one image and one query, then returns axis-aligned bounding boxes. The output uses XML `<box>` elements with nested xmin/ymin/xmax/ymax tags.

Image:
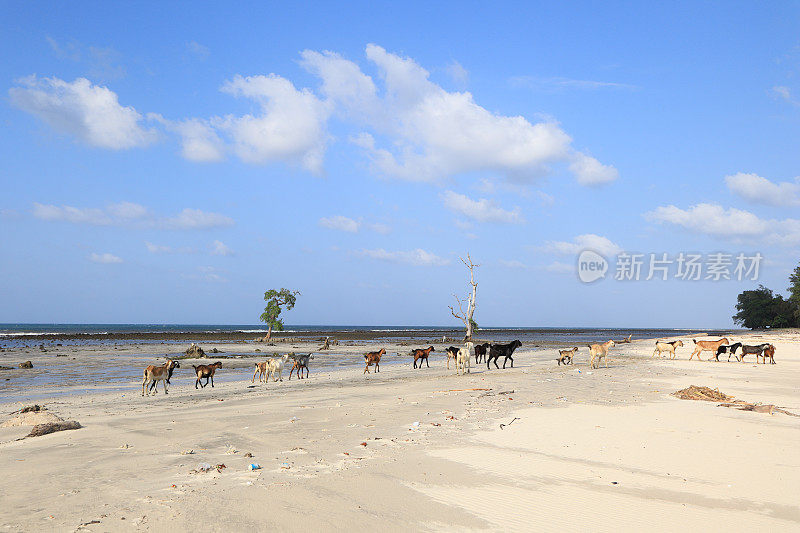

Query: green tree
<box><xmin>259</xmin><ymin>288</ymin><xmax>300</xmax><ymax>340</ymax></box>
<box><xmin>733</xmin><ymin>285</ymin><xmax>796</xmax><ymax>329</ymax></box>
<box><xmin>788</xmin><ymin>263</ymin><xmax>800</xmax><ymax>324</ymax></box>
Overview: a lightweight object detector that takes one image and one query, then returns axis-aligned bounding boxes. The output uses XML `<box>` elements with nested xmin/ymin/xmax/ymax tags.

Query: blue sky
<box><xmin>1</xmin><ymin>2</ymin><xmax>799</xmax><ymax>327</ymax></box>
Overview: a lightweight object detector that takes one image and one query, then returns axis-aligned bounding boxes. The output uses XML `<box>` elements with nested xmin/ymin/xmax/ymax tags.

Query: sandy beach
<box><xmin>0</xmin><ymin>331</ymin><xmax>798</xmax><ymax>531</ymax></box>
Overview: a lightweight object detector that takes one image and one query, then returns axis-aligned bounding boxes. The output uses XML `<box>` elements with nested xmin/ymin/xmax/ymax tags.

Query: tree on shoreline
<box><xmin>449</xmin><ymin>254</ymin><xmax>479</xmax><ymax>341</ymax></box>
<box><xmin>789</xmin><ymin>265</ymin><xmax>800</xmax><ymax>324</ymax></box>
<box><xmin>259</xmin><ymin>288</ymin><xmax>300</xmax><ymax>340</ymax></box>
<box><xmin>733</xmin><ymin>261</ymin><xmax>800</xmax><ymax>329</ymax></box>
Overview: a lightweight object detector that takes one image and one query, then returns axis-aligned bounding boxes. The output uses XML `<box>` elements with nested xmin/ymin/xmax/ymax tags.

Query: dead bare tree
<box><xmin>449</xmin><ymin>254</ymin><xmax>479</xmax><ymax>341</ymax></box>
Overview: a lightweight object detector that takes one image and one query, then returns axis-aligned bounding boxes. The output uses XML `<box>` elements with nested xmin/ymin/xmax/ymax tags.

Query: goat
<box><xmin>364</xmin><ymin>348</ymin><xmax>385</xmax><ymax>374</ymax></box>
<box><xmin>758</xmin><ymin>344</ymin><xmax>776</xmax><ymax>364</ymax></box>
<box><xmin>557</xmin><ymin>347</ymin><xmax>579</xmax><ymax>366</ymax></box>
<box><xmin>148</xmin><ymin>358</ymin><xmax>180</xmax><ymax>392</ymax></box>
<box><xmin>739</xmin><ymin>343</ymin><xmax>771</xmax><ymax>363</ymax></box>
<box><xmin>714</xmin><ymin>342</ymin><xmax>743</xmax><ymax>362</ymax></box>
<box><xmin>252</xmin><ymin>361</ymin><xmax>268</xmax><ymax>383</ymax></box>
<box><xmin>192</xmin><ymin>361</ymin><xmax>222</xmax><ymax>389</ymax></box>
<box><xmin>588</xmin><ymin>340</ymin><xmax>615</xmax><ymax>369</ymax></box>
<box><xmin>653</xmin><ymin>340</ymin><xmax>684</xmax><ymax>359</ymax></box>
<box><xmin>289</xmin><ymin>353</ymin><xmax>313</xmax><ymax>380</ymax></box>
<box><xmin>487</xmin><ymin>340</ymin><xmax>522</xmax><ymax>369</ymax></box>
<box><xmin>688</xmin><ymin>338</ymin><xmax>729</xmax><ymax>361</ymax></box>
<box><xmin>142</xmin><ymin>359</ymin><xmax>180</xmax><ymax>396</ymax></box>
<box><xmin>266</xmin><ymin>354</ymin><xmax>290</xmax><ymax>382</ymax></box>
<box><xmin>474</xmin><ymin>342</ymin><xmax>490</xmax><ymax>364</ymax></box>
<box><xmin>456</xmin><ymin>342</ymin><xmax>473</xmax><ymax>375</ymax></box>
<box><xmin>445</xmin><ymin>346</ymin><xmax>459</xmax><ymax>369</ymax></box>
<box><xmin>410</xmin><ymin>345</ymin><xmax>435</xmax><ymax>369</ymax></box>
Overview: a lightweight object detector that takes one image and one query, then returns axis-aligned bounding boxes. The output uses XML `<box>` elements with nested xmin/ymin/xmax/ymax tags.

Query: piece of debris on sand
<box><xmin>719</xmin><ymin>403</ymin><xmax>800</xmax><ymax>417</ymax></box>
<box><xmin>673</xmin><ymin>385</ymin><xmax>799</xmax><ymax>417</ymax></box>
<box><xmin>672</xmin><ymin>385</ymin><xmax>734</xmax><ymax>402</ymax></box>
<box><xmin>25</xmin><ymin>420</ymin><xmax>82</xmax><ymax>437</ymax></box>
<box><xmin>18</xmin><ymin>404</ymin><xmax>45</xmax><ymax>414</ymax></box>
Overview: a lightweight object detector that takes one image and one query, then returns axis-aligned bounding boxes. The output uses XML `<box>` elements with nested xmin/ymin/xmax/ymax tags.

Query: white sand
<box><xmin>0</xmin><ymin>332</ymin><xmax>798</xmax><ymax>531</ymax></box>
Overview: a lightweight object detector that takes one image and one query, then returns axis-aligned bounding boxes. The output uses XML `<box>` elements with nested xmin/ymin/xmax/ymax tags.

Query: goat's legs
<box><xmin>163</xmin><ymin>380</ymin><xmax>169</xmax><ymax>394</ymax></box>
<box><xmin>425</xmin><ymin>357</ymin><xmax>429</xmax><ymax>368</ymax></box>
<box><xmin>210</xmin><ymin>375</ymin><xmax>214</xmax><ymax>387</ymax></box>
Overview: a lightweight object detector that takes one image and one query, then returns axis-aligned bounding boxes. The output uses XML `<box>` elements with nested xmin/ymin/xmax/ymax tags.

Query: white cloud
<box><xmin>163</xmin><ymin>208</ymin><xmax>234</xmax><ymax>230</ymax></box>
<box><xmin>544</xmin><ymin>261</ymin><xmax>574</xmax><ymax>273</ymax></box>
<box><xmin>542</xmin><ymin>234</ymin><xmax>622</xmax><ymax>257</ymax></box>
<box><xmin>318</xmin><ymin>215</ymin><xmax>391</xmax><ymax>234</ymax></box>
<box><xmin>183</xmin><ymin>266</ymin><xmax>227</xmax><ymax>282</ymax></box>
<box><xmin>145</xmin><ymin>242</ymin><xmax>196</xmax><ymax>254</ymax></box>
<box><xmin>498</xmin><ymin>259</ymin><xmax>527</xmax><ymax>269</ymax></box>
<box><xmin>446</xmin><ymin>61</ymin><xmax>468</xmax><ymax>84</ymax></box>
<box><xmin>145</xmin><ymin>242</ymin><xmax>172</xmax><ymax>254</ymax></box>
<box><xmin>9</xmin><ymin>76</ymin><xmax>156</xmax><ymax>149</ymax></box>
<box><xmin>725</xmin><ymin>172</ymin><xmax>800</xmax><ymax>207</ymax></box>
<box><xmin>441</xmin><ymin>190</ymin><xmax>523</xmax><ymax>224</ymax></box>
<box><xmin>210</xmin><ymin>240</ymin><xmax>234</xmax><ymax>256</ymax></box>
<box><xmin>319</xmin><ymin>215</ymin><xmax>360</xmax><ymax>233</ymax></box>
<box><xmin>170</xmin><ymin>118</ymin><xmax>225</xmax><ymax>162</ymax></box>
<box><xmin>645</xmin><ymin>203</ymin><xmax>800</xmax><ymax>246</ymax></box>
<box><xmin>568</xmin><ymin>152</ymin><xmax>619</xmax><ymax>186</ymax></box>
<box><xmin>187</xmin><ymin>41</ymin><xmax>210</xmax><ymax>59</ymax></box>
<box><xmin>509</xmin><ymin>76</ymin><xmax>638</xmax><ymax>91</ymax></box>
<box><xmin>217</xmin><ymin>74</ymin><xmax>330</xmax><ymax>173</ymax></box>
<box><xmin>772</xmin><ymin>85</ymin><xmax>799</xmax><ymax>106</ymax></box>
<box><xmin>358</xmin><ymin>248</ymin><xmax>449</xmax><ymax>266</ymax></box>
<box><xmin>645</xmin><ymin>203</ymin><xmax>769</xmax><ymax>237</ymax></box>
<box><xmin>89</xmin><ymin>252</ymin><xmax>122</xmax><ymax>264</ymax></box>
<box><xmin>33</xmin><ymin>202</ymin><xmax>233</xmax><ymax>230</ymax></box>
<box><xmin>302</xmin><ymin>44</ymin><xmax>616</xmax><ymax>185</ymax></box>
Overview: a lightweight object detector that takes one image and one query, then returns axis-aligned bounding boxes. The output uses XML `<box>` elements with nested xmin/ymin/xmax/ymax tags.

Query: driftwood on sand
<box><xmin>673</xmin><ymin>385</ymin><xmax>798</xmax><ymax>417</ymax></box>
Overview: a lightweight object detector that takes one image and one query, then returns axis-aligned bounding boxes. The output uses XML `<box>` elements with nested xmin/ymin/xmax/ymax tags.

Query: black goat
<box><xmin>487</xmin><ymin>340</ymin><xmax>522</xmax><ymax>369</ymax></box>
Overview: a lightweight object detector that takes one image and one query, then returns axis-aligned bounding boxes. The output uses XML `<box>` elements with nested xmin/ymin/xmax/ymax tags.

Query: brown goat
<box><xmin>192</xmin><ymin>361</ymin><xmax>222</xmax><ymax>389</ymax></box>
<box><xmin>588</xmin><ymin>340</ymin><xmax>615</xmax><ymax>369</ymax></box>
<box><xmin>410</xmin><ymin>346</ymin><xmax>435</xmax><ymax>369</ymax></box>
<box><xmin>557</xmin><ymin>347</ymin><xmax>579</xmax><ymax>365</ymax></box>
<box><xmin>252</xmin><ymin>361</ymin><xmax>268</xmax><ymax>383</ymax></box>
<box><xmin>364</xmin><ymin>348</ymin><xmax>385</xmax><ymax>374</ymax></box>
<box><xmin>758</xmin><ymin>344</ymin><xmax>776</xmax><ymax>364</ymax></box>
<box><xmin>142</xmin><ymin>359</ymin><xmax>180</xmax><ymax>396</ymax></box>
<box><xmin>689</xmin><ymin>338</ymin><xmax>729</xmax><ymax>361</ymax></box>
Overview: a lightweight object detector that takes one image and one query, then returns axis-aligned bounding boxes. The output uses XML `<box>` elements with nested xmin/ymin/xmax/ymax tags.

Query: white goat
<box><xmin>653</xmin><ymin>339</ymin><xmax>684</xmax><ymax>359</ymax></box>
<box><xmin>267</xmin><ymin>354</ymin><xmax>291</xmax><ymax>382</ymax></box>
<box><xmin>456</xmin><ymin>342</ymin><xmax>473</xmax><ymax>375</ymax></box>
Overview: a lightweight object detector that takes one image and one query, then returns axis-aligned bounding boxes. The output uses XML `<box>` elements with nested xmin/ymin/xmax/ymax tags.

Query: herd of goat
<box><xmin>141</xmin><ymin>336</ymin><xmax>777</xmax><ymax>396</ymax></box>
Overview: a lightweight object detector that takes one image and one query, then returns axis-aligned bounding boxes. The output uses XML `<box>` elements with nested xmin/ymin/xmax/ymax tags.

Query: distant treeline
<box><xmin>734</xmin><ymin>263</ymin><xmax>800</xmax><ymax>329</ymax></box>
